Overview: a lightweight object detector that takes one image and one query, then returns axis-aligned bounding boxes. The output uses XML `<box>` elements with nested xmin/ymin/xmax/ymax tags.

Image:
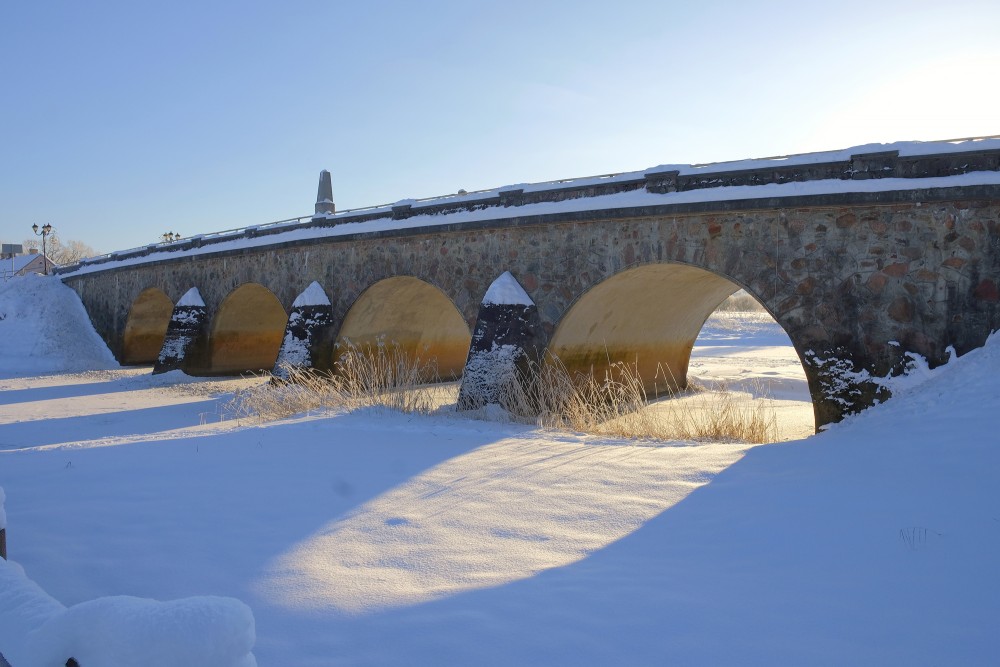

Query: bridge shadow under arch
<box><xmin>334</xmin><ymin>277</ymin><xmax>472</xmax><ymax>381</ymax></box>
<box><xmin>548</xmin><ymin>263</ymin><xmax>809</xmax><ymax>411</ymax></box>
<box><xmin>207</xmin><ymin>283</ymin><xmax>288</xmax><ymax>375</ymax></box>
<box><xmin>122</xmin><ymin>287</ymin><xmax>173</xmax><ymax>365</ymax></box>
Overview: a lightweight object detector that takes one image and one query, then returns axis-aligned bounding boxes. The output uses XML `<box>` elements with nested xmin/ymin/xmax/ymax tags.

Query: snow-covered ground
<box><xmin>1</xmin><ymin>276</ymin><xmax>998</xmax><ymax>665</ymax></box>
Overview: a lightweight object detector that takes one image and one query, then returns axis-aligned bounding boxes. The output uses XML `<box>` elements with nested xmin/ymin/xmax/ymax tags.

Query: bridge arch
<box><xmin>335</xmin><ymin>276</ymin><xmax>472</xmax><ymax>380</ymax></box>
<box><xmin>547</xmin><ymin>262</ymin><xmax>794</xmax><ymax>398</ymax></box>
<box><xmin>208</xmin><ymin>283</ymin><xmax>288</xmax><ymax>374</ymax></box>
<box><xmin>122</xmin><ymin>287</ymin><xmax>174</xmax><ymax>364</ymax></box>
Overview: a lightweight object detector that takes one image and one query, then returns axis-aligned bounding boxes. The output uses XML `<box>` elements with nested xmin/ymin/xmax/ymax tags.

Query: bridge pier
<box><xmin>154</xmin><ymin>288</ymin><xmax>208</xmax><ymax>375</ymax></box>
<box><xmin>273</xmin><ymin>282</ymin><xmax>335</xmax><ymax>378</ymax></box>
<box><xmin>457</xmin><ymin>272</ymin><xmax>547</xmax><ymax>414</ymax></box>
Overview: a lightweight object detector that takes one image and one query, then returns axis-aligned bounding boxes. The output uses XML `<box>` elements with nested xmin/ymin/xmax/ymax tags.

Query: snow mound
<box><xmin>0</xmin><ymin>275</ymin><xmax>118</xmax><ymax>377</ymax></box>
<box><xmin>482</xmin><ymin>271</ymin><xmax>533</xmax><ymax>306</ymax></box>
<box><xmin>0</xmin><ymin>559</ymin><xmax>66</xmax><ymax>664</ymax></box>
<box><xmin>26</xmin><ymin>595</ymin><xmax>257</xmax><ymax>667</ymax></box>
<box><xmin>292</xmin><ymin>281</ymin><xmax>331</xmax><ymax>307</ymax></box>
<box><xmin>177</xmin><ymin>286</ymin><xmax>205</xmax><ymax>307</ymax></box>
<box><xmin>839</xmin><ymin>330</ymin><xmax>1000</xmax><ymax>429</ymax></box>
<box><xmin>0</xmin><ymin>557</ymin><xmax>257</xmax><ymax>667</ymax></box>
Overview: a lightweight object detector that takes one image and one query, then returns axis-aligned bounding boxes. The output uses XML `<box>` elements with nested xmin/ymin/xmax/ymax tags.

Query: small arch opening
<box><xmin>548</xmin><ymin>264</ymin><xmax>815</xmax><ymax>440</ymax></box>
<box><xmin>208</xmin><ymin>283</ymin><xmax>288</xmax><ymax>375</ymax></box>
<box><xmin>335</xmin><ymin>277</ymin><xmax>471</xmax><ymax>380</ymax></box>
<box><xmin>692</xmin><ymin>289</ymin><xmax>815</xmax><ymax>439</ymax></box>
<box><xmin>122</xmin><ymin>287</ymin><xmax>173</xmax><ymax>364</ymax></box>
<box><xmin>548</xmin><ymin>264</ymin><xmax>738</xmax><ymax>394</ymax></box>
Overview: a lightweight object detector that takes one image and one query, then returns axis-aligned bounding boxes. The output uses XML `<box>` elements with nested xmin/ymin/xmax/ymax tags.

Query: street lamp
<box><xmin>162</xmin><ymin>232</ymin><xmax>181</xmax><ymax>243</ymax></box>
<box><xmin>31</xmin><ymin>223</ymin><xmax>53</xmax><ymax>275</ymax></box>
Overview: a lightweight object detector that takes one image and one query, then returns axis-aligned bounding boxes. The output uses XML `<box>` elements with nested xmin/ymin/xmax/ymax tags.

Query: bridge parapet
<box><xmin>56</xmin><ymin>139</ymin><xmax>1000</xmax><ymax>277</ymax></box>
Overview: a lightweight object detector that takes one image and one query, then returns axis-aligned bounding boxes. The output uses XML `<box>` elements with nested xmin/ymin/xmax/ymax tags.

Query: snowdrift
<box><xmin>0</xmin><ymin>275</ymin><xmax>118</xmax><ymax>376</ymax></box>
<box><xmin>0</xmin><ymin>556</ymin><xmax>256</xmax><ymax>667</ymax></box>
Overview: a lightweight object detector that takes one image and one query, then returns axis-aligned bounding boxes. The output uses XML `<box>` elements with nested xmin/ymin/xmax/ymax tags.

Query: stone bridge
<box><xmin>58</xmin><ymin>140</ymin><xmax>1000</xmax><ymax>428</ymax></box>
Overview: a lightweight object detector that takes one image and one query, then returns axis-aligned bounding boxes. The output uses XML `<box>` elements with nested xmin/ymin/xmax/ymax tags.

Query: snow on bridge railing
<box><xmin>65</xmin><ymin>215</ymin><xmax>315</xmax><ymax>270</ymax></box>
<box><xmin>54</xmin><ymin>135</ymin><xmax>1000</xmax><ymax>276</ymax></box>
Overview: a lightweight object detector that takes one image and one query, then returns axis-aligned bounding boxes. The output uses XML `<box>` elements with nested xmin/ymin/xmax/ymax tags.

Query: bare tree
<box><xmin>51</xmin><ymin>238</ymin><xmax>97</xmax><ymax>264</ymax></box>
<box><xmin>21</xmin><ymin>235</ymin><xmax>98</xmax><ymax>266</ymax></box>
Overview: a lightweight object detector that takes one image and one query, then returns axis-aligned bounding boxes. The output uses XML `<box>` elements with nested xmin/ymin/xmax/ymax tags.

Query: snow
<box><xmin>25</xmin><ymin>595</ymin><xmax>256</xmax><ymax>667</ymax></box>
<box><xmin>0</xmin><ymin>556</ymin><xmax>257</xmax><ymax>667</ymax></box>
<box><xmin>481</xmin><ymin>271</ymin><xmax>533</xmax><ymax>306</ymax></box>
<box><xmin>0</xmin><ymin>254</ymin><xmax>46</xmax><ymax>279</ymax></box>
<box><xmin>0</xmin><ymin>558</ymin><xmax>66</xmax><ymax>664</ymax></box>
<box><xmin>59</xmin><ymin>139</ymin><xmax>1000</xmax><ymax>278</ymax></box>
<box><xmin>275</xmin><ymin>315</ymin><xmax>309</xmax><ymax>370</ymax></box>
<box><xmin>0</xmin><ymin>274</ymin><xmax>118</xmax><ymax>375</ymax></box>
<box><xmin>648</xmin><ymin>137</ymin><xmax>1000</xmax><ymax>175</ymax></box>
<box><xmin>458</xmin><ymin>342</ymin><xmax>523</xmax><ymax>411</ymax></box>
<box><xmin>1</xmin><ymin>278</ymin><xmax>999</xmax><ymax>665</ymax></box>
<box><xmin>157</xmin><ymin>331</ymin><xmax>195</xmax><ymax>367</ymax></box>
<box><xmin>177</xmin><ymin>287</ymin><xmax>206</xmax><ymax>307</ymax></box>
<box><xmin>291</xmin><ymin>281</ymin><xmax>331</xmax><ymax>308</ymax></box>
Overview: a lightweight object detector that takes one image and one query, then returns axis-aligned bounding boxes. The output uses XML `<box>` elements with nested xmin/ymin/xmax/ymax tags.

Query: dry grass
<box><xmin>227</xmin><ymin>343</ymin><xmax>778</xmax><ymax>444</ymax></box>
<box><xmin>224</xmin><ymin>340</ymin><xmax>441</xmax><ymax>422</ymax></box>
<box><xmin>490</xmin><ymin>356</ymin><xmax>778</xmax><ymax>444</ymax></box>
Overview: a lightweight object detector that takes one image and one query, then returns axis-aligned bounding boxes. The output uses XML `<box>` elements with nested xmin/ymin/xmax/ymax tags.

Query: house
<box><xmin>0</xmin><ymin>250</ymin><xmax>55</xmax><ymax>279</ymax></box>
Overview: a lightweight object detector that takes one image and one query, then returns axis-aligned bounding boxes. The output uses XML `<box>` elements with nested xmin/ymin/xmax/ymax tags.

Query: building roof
<box><xmin>0</xmin><ymin>254</ymin><xmax>50</xmax><ymax>279</ymax></box>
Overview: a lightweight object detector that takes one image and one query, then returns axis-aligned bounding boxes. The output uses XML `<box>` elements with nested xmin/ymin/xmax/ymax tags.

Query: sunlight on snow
<box><xmin>256</xmin><ymin>435</ymin><xmax>759</xmax><ymax>615</ymax></box>
<box><xmin>253</xmin><ymin>309</ymin><xmax>813</xmax><ymax>615</ymax></box>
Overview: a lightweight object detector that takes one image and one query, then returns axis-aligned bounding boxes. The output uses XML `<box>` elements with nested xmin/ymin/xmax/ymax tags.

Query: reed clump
<box><xmin>227</xmin><ymin>344</ymin><xmax>778</xmax><ymax>444</ymax></box>
<box><xmin>491</xmin><ymin>356</ymin><xmax>778</xmax><ymax>444</ymax></box>
<box><xmin>224</xmin><ymin>340</ymin><xmax>440</xmax><ymax>422</ymax></box>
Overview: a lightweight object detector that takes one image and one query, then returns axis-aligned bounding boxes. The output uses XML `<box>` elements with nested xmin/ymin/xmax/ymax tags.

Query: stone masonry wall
<box><xmin>64</xmin><ymin>190</ymin><xmax>1000</xmax><ymax>425</ymax></box>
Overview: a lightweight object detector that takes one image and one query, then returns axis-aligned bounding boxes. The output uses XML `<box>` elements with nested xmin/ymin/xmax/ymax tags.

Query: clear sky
<box><xmin>2</xmin><ymin>0</ymin><xmax>998</xmax><ymax>254</ymax></box>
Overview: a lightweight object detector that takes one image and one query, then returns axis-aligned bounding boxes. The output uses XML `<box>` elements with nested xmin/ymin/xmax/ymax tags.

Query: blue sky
<box><xmin>3</xmin><ymin>0</ymin><xmax>998</xmax><ymax>254</ymax></box>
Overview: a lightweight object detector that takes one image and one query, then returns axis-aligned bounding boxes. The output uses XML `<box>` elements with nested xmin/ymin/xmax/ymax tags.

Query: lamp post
<box><xmin>31</xmin><ymin>223</ymin><xmax>53</xmax><ymax>275</ymax></box>
<box><xmin>162</xmin><ymin>232</ymin><xmax>181</xmax><ymax>243</ymax></box>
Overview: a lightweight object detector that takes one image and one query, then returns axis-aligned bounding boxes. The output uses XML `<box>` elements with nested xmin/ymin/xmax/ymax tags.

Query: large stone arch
<box><xmin>334</xmin><ymin>276</ymin><xmax>472</xmax><ymax>380</ymax></box>
<box><xmin>207</xmin><ymin>283</ymin><xmax>287</xmax><ymax>375</ymax></box>
<box><xmin>121</xmin><ymin>287</ymin><xmax>174</xmax><ymax>364</ymax></box>
<box><xmin>549</xmin><ymin>262</ymin><xmax>767</xmax><ymax>395</ymax></box>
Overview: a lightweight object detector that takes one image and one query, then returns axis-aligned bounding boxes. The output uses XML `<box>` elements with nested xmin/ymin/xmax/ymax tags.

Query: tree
<box><xmin>22</xmin><ymin>234</ymin><xmax>98</xmax><ymax>266</ymax></box>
